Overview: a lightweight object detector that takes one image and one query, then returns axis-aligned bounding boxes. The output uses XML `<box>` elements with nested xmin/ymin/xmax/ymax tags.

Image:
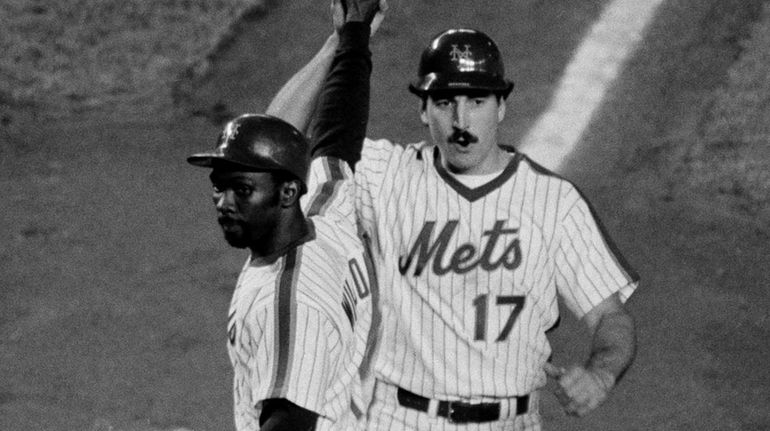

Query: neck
<box><xmin>249</xmin><ymin>210</ymin><xmax>310</xmax><ymax>260</ymax></box>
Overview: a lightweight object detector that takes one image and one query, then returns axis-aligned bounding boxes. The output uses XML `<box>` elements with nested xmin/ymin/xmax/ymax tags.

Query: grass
<box><xmin>0</xmin><ymin>0</ymin><xmax>768</xmax><ymax>223</ymax></box>
<box><xmin>686</xmin><ymin>3</ymin><xmax>770</xmax><ymax>223</ymax></box>
<box><xmin>0</xmin><ymin>0</ymin><xmax>262</xmax><ymax>113</ymax></box>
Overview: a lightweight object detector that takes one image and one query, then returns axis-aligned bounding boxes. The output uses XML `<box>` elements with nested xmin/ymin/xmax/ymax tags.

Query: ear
<box><xmin>419</xmin><ymin>102</ymin><xmax>429</xmax><ymax>126</ymax></box>
<box><xmin>278</xmin><ymin>181</ymin><xmax>301</xmax><ymax>207</ymax></box>
<box><xmin>497</xmin><ymin>98</ymin><xmax>507</xmax><ymax>123</ymax></box>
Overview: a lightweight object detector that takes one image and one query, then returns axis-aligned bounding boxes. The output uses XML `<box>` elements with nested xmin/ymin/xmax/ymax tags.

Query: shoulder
<box><xmin>293</xmin><ymin>230</ymin><xmax>358</xmax><ymax>305</ymax></box>
<box><xmin>515</xmin><ymin>151</ymin><xmax>581</xmax><ymax>199</ymax></box>
<box><xmin>516</xmin><ymin>151</ymin><xmax>569</xmax><ymax>182</ymax></box>
<box><xmin>308</xmin><ymin>217</ymin><xmax>362</xmax><ymax>260</ymax></box>
<box><xmin>361</xmin><ymin>138</ymin><xmax>429</xmax><ymax>163</ymax></box>
<box><xmin>233</xmin><ymin>262</ymin><xmax>281</xmax><ymax>311</ymax></box>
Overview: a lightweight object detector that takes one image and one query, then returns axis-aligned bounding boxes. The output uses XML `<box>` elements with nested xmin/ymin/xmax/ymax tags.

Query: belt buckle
<box><xmin>446</xmin><ymin>401</ymin><xmax>463</xmax><ymax>424</ymax></box>
<box><xmin>446</xmin><ymin>402</ymin><xmax>456</xmax><ymax>424</ymax></box>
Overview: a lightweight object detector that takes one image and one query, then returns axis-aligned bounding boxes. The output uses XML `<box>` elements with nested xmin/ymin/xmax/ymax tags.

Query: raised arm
<box><xmin>265</xmin><ymin>33</ymin><xmax>340</xmax><ymax>134</ymax></box>
<box><xmin>310</xmin><ymin>16</ymin><xmax>373</xmax><ymax>168</ymax></box>
<box><xmin>267</xmin><ymin>0</ymin><xmax>384</xmax><ymax>169</ymax></box>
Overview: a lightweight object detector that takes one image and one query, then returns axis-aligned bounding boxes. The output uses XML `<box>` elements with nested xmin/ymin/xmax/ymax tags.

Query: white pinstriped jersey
<box><xmin>227</xmin><ymin>157</ymin><xmax>373</xmax><ymax>430</ymax></box>
<box><xmin>354</xmin><ymin>138</ymin><xmax>638</xmax><ymax>400</ymax></box>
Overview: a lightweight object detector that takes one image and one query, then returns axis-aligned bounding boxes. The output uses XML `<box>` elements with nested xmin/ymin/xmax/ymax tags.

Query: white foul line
<box><xmin>518</xmin><ymin>0</ymin><xmax>665</xmax><ymax>171</ymax></box>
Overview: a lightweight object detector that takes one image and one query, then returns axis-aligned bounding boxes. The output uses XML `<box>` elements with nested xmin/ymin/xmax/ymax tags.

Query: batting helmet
<box><xmin>187</xmin><ymin>113</ymin><xmax>310</xmax><ymax>192</ymax></box>
<box><xmin>409</xmin><ymin>28</ymin><xmax>513</xmax><ymax>98</ymax></box>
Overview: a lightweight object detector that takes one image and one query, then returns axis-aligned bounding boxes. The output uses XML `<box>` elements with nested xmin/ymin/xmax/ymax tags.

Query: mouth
<box><xmin>218</xmin><ymin>217</ymin><xmax>241</xmax><ymax>232</ymax></box>
<box><xmin>448</xmin><ymin>130</ymin><xmax>479</xmax><ymax>147</ymax></box>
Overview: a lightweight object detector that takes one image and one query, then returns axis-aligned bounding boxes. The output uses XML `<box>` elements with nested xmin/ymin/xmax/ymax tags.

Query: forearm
<box><xmin>546</xmin><ymin>294</ymin><xmax>636</xmax><ymax>416</ymax></box>
<box><xmin>311</xmin><ymin>21</ymin><xmax>372</xmax><ymax>168</ymax></box>
<box><xmin>585</xmin><ymin>307</ymin><xmax>636</xmax><ymax>385</ymax></box>
<box><xmin>266</xmin><ymin>33</ymin><xmax>340</xmax><ymax>133</ymax></box>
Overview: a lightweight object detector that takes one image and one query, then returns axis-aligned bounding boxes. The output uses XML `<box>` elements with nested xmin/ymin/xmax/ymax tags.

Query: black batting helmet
<box><xmin>187</xmin><ymin>113</ymin><xmax>310</xmax><ymax>193</ymax></box>
<box><xmin>409</xmin><ymin>28</ymin><xmax>513</xmax><ymax>98</ymax></box>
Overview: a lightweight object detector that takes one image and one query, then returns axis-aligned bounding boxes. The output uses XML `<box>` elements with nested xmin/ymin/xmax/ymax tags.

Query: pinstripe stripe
<box><xmin>269</xmin><ymin>247</ymin><xmax>301</xmax><ymax>398</ymax></box>
<box><xmin>572</xmin><ymin>186</ymin><xmax>640</xmax><ymax>283</ymax></box>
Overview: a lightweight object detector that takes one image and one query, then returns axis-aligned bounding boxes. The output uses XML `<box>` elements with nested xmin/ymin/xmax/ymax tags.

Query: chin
<box><xmin>445</xmin><ymin>157</ymin><xmax>477</xmax><ymax>173</ymax></box>
<box><xmin>223</xmin><ymin>233</ymin><xmax>249</xmax><ymax>249</ymax></box>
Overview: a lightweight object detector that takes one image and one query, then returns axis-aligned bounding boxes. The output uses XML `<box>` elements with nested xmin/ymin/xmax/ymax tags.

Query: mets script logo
<box><xmin>449</xmin><ymin>44</ymin><xmax>473</xmax><ymax>62</ymax></box>
<box><xmin>398</xmin><ymin>220</ymin><xmax>522</xmax><ymax>277</ymax></box>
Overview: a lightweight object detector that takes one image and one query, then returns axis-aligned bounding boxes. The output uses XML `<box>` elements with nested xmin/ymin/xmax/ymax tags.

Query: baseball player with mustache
<box><xmin>269</xmin><ymin>18</ymin><xmax>639</xmax><ymax>431</ymax></box>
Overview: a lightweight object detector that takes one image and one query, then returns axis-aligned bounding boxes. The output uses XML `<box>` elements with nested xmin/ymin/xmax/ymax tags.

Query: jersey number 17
<box><xmin>473</xmin><ymin>294</ymin><xmax>525</xmax><ymax>342</ymax></box>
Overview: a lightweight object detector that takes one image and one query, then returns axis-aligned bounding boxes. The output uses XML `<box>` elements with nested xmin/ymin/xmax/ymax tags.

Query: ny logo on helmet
<box><xmin>222</xmin><ymin>120</ymin><xmax>242</xmax><ymax>143</ymax></box>
<box><xmin>449</xmin><ymin>44</ymin><xmax>472</xmax><ymax>62</ymax></box>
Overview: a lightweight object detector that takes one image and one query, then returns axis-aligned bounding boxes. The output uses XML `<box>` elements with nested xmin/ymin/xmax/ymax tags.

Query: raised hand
<box><xmin>331</xmin><ymin>0</ymin><xmax>387</xmax><ymax>35</ymax></box>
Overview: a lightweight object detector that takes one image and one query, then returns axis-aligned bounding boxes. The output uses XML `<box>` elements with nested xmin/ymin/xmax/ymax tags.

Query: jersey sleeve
<box><xmin>353</xmin><ymin>137</ymin><xmax>400</xmax><ymax>238</ymax></box>
<box><xmin>310</xmin><ymin>22</ymin><xmax>372</xmax><ymax>170</ymax></box>
<box><xmin>303</xmin><ymin>156</ymin><xmax>357</xmax><ymax>230</ymax></box>
<box><xmin>249</xmin><ymin>301</ymin><xmax>344</xmax><ymax>420</ymax></box>
<box><xmin>553</xmin><ymin>185</ymin><xmax>639</xmax><ymax>319</ymax></box>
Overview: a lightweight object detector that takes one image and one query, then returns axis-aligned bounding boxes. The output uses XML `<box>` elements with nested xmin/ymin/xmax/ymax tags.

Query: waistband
<box><xmin>377</xmin><ymin>380</ymin><xmax>536</xmax><ymax>424</ymax></box>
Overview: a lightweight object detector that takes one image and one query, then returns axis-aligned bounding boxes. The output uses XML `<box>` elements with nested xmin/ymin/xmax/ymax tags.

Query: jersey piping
<box><xmin>306</xmin><ymin>158</ymin><xmax>346</xmax><ymax>217</ymax></box>
<box><xmin>525</xmin><ymin>157</ymin><xmax>640</xmax><ymax>284</ymax></box>
<box><xmin>268</xmin><ymin>246</ymin><xmax>301</xmax><ymax>399</ymax></box>
<box><xmin>433</xmin><ymin>147</ymin><xmax>523</xmax><ymax>202</ymax></box>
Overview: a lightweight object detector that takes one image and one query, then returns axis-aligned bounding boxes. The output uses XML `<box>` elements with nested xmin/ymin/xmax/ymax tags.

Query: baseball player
<box><xmin>269</xmin><ymin>24</ymin><xmax>639</xmax><ymax>431</ymax></box>
<box><xmin>185</xmin><ymin>2</ymin><xmax>383</xmax><ymax>429</ymax></box>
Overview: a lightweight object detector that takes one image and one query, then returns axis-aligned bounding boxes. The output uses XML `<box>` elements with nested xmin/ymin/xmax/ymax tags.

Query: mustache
<box><xmin>448</xmin><ymin>129</ymin><xmax>479</xmax><ymax>145</ymax></box>
<box><xmin>217</xmin><ymin>215</ymin><xmax>241</xmax><ymax>226</ymax></box>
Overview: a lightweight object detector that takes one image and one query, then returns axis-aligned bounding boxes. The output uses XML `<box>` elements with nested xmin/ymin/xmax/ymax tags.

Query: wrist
<box><xmin>589</xmin><ymin>367</ymin><xmax>616</xmax><ymax>391</ymax></box>
<box><xmin>324</xmin><ymin>32</ymin><xmax>340</xmax><ymax>50</ymax></box>
<box><xmin>338</xmin><ymin>21</ymin><xmax>371</xmax><ymax>50</ymax></box>
<box><xmin>344</xmin><ymin>5</ymin><xmax>371</xmax><ymax>23</ymax></box>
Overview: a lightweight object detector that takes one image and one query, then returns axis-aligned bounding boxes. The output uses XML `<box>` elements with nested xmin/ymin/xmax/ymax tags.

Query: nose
<box><xmin>213</xmin><ymin>189</ymin><xmax>235</xmax><ymax>212</ymax></box>
<box><xmin>452</xmin><ymin>98</ymin><xmax>468</xmax><ymax>130</ymax></box>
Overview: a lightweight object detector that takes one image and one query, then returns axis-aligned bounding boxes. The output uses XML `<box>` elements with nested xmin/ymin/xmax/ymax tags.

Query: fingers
<box><xmin>345</xmin><ymin>0</ymin><xmax>381</xmax><ymax>24</ymax></box>
<box><xmin>369</xmin><ymin>10</ymin><xmax>385</xmax><ymax>36</ymax></box>
<box><xmin>543</xmin><ymin>362</ymin><xmax>565</xmax><ymax>379</ymax></box>
<box><xmin>332</xmin><ymin>0</ymin><xmax>387</xmax><ymax>35</ymax></box>
<box><xmin>548</xmin><ymin>365</ymin><xmax>612</xmax><ymax>417</ymax></box>
<box><xmin>330</xmin><ymin>0</ymin><xmax>345</xmax><ymax>32</ymax></box>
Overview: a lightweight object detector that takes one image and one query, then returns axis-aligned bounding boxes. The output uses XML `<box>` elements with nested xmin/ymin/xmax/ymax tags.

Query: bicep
<box><xmin>554</xmin><ymin>191</ymin><xmax>639</xmax><ymax>318</ymax></box>
<box><xmin>582</xmin><ymin>292</ymin><xmax>627</xmax><ymax>333</ymax></box>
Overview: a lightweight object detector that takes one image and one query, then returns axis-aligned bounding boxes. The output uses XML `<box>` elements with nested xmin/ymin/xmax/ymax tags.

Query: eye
<box><xmin>471</xmin><ymin>97</ymin><xmax>487</xmax><ymax>106</ymax></box>
<box><xmin>434</xmin><ymin>99</ymin><xmax>452</xmax><ymax>109</ymax></box>
<box><xmin>234</xmin><ymin>185</ymin><xmax>253</xmax><ymax>197</ymax></box>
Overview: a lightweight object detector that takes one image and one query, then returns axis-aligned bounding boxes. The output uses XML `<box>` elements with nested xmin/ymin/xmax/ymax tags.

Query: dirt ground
<box><xmin>1</xmin><ymin>0</ymin><xmax>769</xmax><ymax>430</ymax></box>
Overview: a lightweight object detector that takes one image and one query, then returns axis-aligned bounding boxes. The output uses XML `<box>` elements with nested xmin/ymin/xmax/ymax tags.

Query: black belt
<box><xmin>396</xmin><ymin>387</ymin><xmax>529</xmax><ymax>424</ymax></box>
